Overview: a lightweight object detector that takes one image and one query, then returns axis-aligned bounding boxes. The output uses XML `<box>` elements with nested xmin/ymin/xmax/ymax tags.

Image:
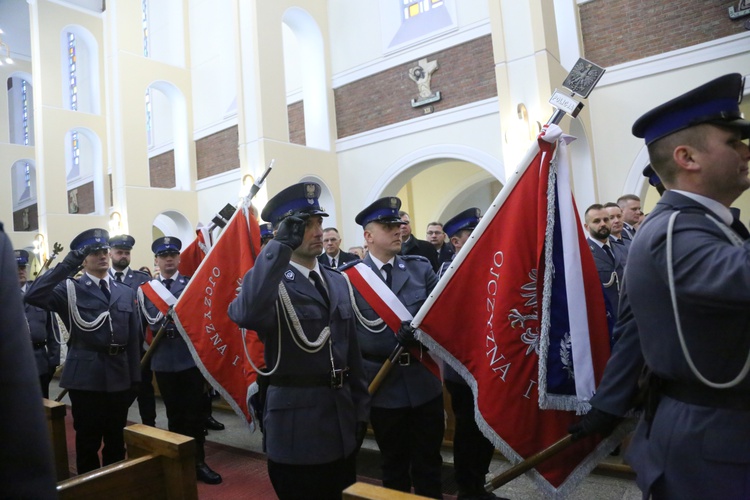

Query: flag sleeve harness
<box><xmin>65</xmin><ymin>279</ymin><xmax>113</xmax><ymax>334</ymax></box>
<box><xmin>667</xmin><ymin>211</ymin><xmax>750</xmax><ymax>388</ymax></box>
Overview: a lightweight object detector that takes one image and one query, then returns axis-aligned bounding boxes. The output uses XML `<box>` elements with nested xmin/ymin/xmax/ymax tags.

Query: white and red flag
<box><xmin>178</xmin><ymin>224</ymin><xmax>212</xmax><ymax>277</ymax></box>
<box><xmin>413</xmin><ymin>125</ymin><xmax>618</xmax><ymax>496</ymax></box>
<box><xmin>172</xmin><ymin>205</ymin><xmax>264</xmax><ymax>427</ymax></box>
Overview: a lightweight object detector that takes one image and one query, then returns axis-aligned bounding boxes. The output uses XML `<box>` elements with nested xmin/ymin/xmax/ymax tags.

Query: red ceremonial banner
<box><xmin>414</xmin><ymin>128</ymin><xmax>613</xmax><ymax>496</ymax></box>
<box><xmin>178</xmin><ymin>226</ymin><xmax>211</xmax><ymax>277</ymax></box>
<box><xmin>172</xmin><ymin>207</ymin><xmax>263</xmax><ymax>425</ymax></box>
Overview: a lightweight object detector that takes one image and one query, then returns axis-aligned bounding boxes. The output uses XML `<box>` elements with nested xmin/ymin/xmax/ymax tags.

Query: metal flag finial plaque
<box><xmin>547</xmin><ymin>58</ymin><xmax>606</xmax><ymax>126</ymax></box>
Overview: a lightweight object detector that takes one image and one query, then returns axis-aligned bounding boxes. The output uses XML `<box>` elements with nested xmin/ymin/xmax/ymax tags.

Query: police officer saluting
<box><xmin>17</xmin><ymin>249</ymin><xmax>61</xmax><ymax>399</ymax></box>
<box><xmin>229</xmin><ymin>182</ymin><xmax>369</xmax><ymax>500</ymax></box>
<box><xmin>24</xmin><ymin>228</ymin><xmax>141</xmax><ymax>474</ymax></box>
<box><xmin>350</xmin><ymin>197</ymin><xmax>443</xmax><ymax>499</ymax></box>
<box><xmin>108</xmin><ymin>234</ymin><xmax>155</xmax><ymax>426</ymax></box>
<box><xmin>139</xmin><ymin>236</ymin><xmax>221</xmax><ymax>484</ymax></box>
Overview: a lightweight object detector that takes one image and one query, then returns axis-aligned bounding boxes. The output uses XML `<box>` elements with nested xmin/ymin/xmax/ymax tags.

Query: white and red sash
<box><xmin>343</xmin><ymin>262</ymin><xmax>441</xmax><ymax>379</ymax></box>
<box><xmin>140</xmin><ymin>279</ymin><xmax>176</xmax><ymax>315</ymax></box>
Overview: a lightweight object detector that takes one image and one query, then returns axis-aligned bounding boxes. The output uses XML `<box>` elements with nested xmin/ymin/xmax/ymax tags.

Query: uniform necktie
<box><xmin>381</xmin><ymin>263</ymin><xmax>393</xmax><ymax>289</ymax></box>
<box><xmin>99</xmin><ymin>279</ymin><xmax>111</xmax><ymax>301</ymax></box>
<box><xmin>309</xmin><ymin>271</ymin><xmax>329</xmax><ymax>306</ymax></box>
<box><xmin>164</xmin><ymin>278</ymin><xmax>174</xmax><ymax>291</ymax></box>
<box><xmin>731</xmin><ymin>218</ymin><xmax>750</xmax><ymax>240</ymax></box>
<box><xmin>115</xmin><ymin>271</ymin><xmax>124</xmax><ymax>283</ymax></box>
<box><xmin>330</xmin><ymin>258</ymin><xmax>336</xmax><ymax>268</ymax></box>
<box><xmin>602</xmin><ymin>244</ymin><xmax>615</xmax><ymax>264</ymax></box>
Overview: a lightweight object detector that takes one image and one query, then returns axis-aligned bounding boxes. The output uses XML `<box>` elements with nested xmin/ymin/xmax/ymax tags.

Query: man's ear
<box><xmin>673</xmin><ymin>144</ymin><xmax>700</xmax><ymax>172</ymax></box>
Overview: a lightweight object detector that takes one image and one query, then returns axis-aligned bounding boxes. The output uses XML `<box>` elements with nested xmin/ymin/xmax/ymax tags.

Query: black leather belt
<box><xmin>32</xmin><ymin>341</ymin><xmax>47</xmax><ymax>349</ymax></box>
<box><xmin>81</xmin><ymin>344</ymin><xmax>128</xmax><ymax>355</ymax></box>
<box><xmin>269</xmin><ymin>369</ymin><xmax>350</xmax><ymax>389</ymax></box>
<box><xmin>662</xmin><ymin>380</ymin><xmax>750</xmax><ymax>411</ymax></box>
<box><xmin>362</xmin><ymin>352</ymin><xmax>412</xmax><ymax>366</ymax></box>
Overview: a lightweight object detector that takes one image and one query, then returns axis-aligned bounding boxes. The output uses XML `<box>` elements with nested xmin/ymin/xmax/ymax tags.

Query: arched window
<box><xmin>60</xmin><ymin>26</ymin><xmax>101</xmax><ymax>114</ymax></box>
<box><xmin>382</xmin><ymin>0</ymin><xmax>457</xmax><ymax>51</ymax></box>
<box><xmin>146</xmin><ymin>81</ymin><xmax>190</xmax><ymax>190</ymax></box>
<box><xmin>7</xmin><ymin>74</ymin><xmax>34</xmax><ymax>146</ymax></box>
<box><xmin>145</xmin><ymin>0</ymin><xmax>185</xmax><ymax>67</ymax></box>
<box><xmin>282</xmin><ymin>8</ymin><xmax>331</xmax><ymax>150</ymax></box>
<box><xmin>65</xmin><ymin>128</ymin><xmax>104</xmax><ymax>214</ymax></box>
<box><xmin>11</xmin><ymin>159</ymin><xmax>36</xmax><ymax>206</ymax></box>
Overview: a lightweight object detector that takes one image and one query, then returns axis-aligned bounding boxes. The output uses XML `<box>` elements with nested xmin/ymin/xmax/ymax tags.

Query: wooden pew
<box><xmin>342</xmin><ymin>482</ymin><xmax>433</xmax><ymax>499</ymax></box>
<box><xmin>56</xmin><ymin>424</ymin><xmax>198</xmax><ymax>500</ymax></box>
<box><xmin>43</xmin><ymin>398</ymin><xmax>69</xmax><ymax>481</ymax></box>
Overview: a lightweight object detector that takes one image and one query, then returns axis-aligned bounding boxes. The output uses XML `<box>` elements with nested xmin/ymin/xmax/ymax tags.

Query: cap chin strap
<box><xmin>666</xmin><ymin>211</ymin><xmax>750</xmax><ymax>389</ymax></box>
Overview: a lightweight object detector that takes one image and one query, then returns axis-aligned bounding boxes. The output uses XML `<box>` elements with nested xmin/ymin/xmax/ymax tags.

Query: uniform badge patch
<box><xmin>398</xmin><ymin>262</ymin><xmax>405</xmax><ymax>270</ymax></box>
<box><xmin>284</xmin><ymin>270</ymin><xmax>295</xmax><ymax>281</ymax></box>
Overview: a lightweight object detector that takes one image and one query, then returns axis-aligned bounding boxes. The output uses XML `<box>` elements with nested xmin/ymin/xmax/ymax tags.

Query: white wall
<box><xmin>189</xmin><ymin>0</ymin><xmax>238</xmax><ymax>135</ymax></box>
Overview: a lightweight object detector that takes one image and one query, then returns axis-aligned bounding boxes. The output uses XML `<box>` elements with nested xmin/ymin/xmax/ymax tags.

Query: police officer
<box><xmin>584</xmin><ymin>204</ymin><xmax>626</xmax><ymax>322</ymax></box>
<box><xmin>24</xmin><ymin>228</ymin><xmax>141</xmax><ymax>474</ymax></box>
<box><xmin>570</xmin><ymin>73</ymin><xmax>750</xmax><ymax>499</ymax></box>
<box><xmin>228</xmin><ymin>182</ymin><xmax>369</xmax><ymax>500</ymax></box>
<box><xmin>438</xmin><ymin>209</ymin><xmax>501</xmax><ymax>500</ymax></box>
<box><xmin>139</xmin><ymin>236</ymin><xmax>222</xmax><ymax>485</ymax></box>
<box><xmin>108</xmin><ymin>234</ymin><xmax>155</xmax><ymax>425</ymax></box>
<box><xmin>351</xmin><ymin>197</ymin><xmax>443</xmax><ymax>499</ymax></box>
<box><xmin>1</xmin><ymin>224</ymin><xmax>57</xmax><ymax>498</ymax></box>
<box><xmin>17</xmin><ymin>249</ymin><xmax>61</xmax><ymax>399</ymax></box>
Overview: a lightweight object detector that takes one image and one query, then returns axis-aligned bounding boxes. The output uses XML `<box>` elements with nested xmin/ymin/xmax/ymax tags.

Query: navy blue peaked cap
<box><xmin>259</xmin><ymin>222</ymin><xmax>274</xmax><ymax>239</ymax></box>
<box><xmin>355</xmin><ymin>197</ymin><xmax>404</xmax><ymax>228</ymax></box>
<box><xmin>261</xmin><ymin>182</ymin><xmax>328</xmax><ymax>227</ymax></box>
<box><xmin>444</xmin><ymin>208</ymin><xmax>482</xmax><ymax>238</ymax></box>
<box><xmin>152</xmin><ymin>236</ymin><xmax>182</xmax><ymax>256</ymax></box>
<box><xmin>108</xmin><ymin>234</ymin><xmax>135</xmax><ymax>249</ymax></box>
<box><xmin>642</xmin><ymin>164</ymin><xmax>661</xmax><ymax>187</ymax></box>
<box><xmin>15</xmin><ymin>249</ymin><xmax>29</xmax><ymax>266</ymax></box>
<box><xmin>71</xmin><ymin>228</ymin><xmax>110</xmax><ymax>252</ymax></box>
<box><xmin>633</xmin><ymin>73</ymin><xmax>750</xmax><ymax>145</ymax></box>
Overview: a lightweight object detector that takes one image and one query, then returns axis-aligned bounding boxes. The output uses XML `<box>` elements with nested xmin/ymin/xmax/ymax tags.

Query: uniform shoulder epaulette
<box><xmin>400</xmin><ymin>255</ymin><xmax>430</xmax><ymax>264</ymax></box>
<box><xmin>337</xmin><ymin>259</ymin><xmax>362</xmax><ymax>272</ymax></box>
<box><xmin>132</xmin><ymin>269</ymin><xmax>151</xmax><ymax>279</ymax></box>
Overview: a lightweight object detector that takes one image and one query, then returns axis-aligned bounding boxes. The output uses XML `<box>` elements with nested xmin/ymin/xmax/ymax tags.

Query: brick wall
<box><xmin>288</xmin><ymin>101</ymin><xmax>306</xmax><ymax>146</ymax></box>
<box><xmin>13</xmin><ymin>203</ymin><xmax>38</xmax><ymax>232</ymax></box>
<box><xmin>579</xmin><ymin>0</ymin><xmax>746</xmax><ymax>67</ymax></box>
<box><xmin>149</xmin><ymin>150</ymin><xmax>176</xmax><ymax>188</ymax></box>
<box><xmin>334</xmin><ymin>35</ymin><xmax>497</xmax><ymax>139</ymax></box>
<box><xmin>68</xmin><ymin>182</ymin><xmax>95</xmax><ymax>214</ymax></box>
<box><xmin>196</xmin><ymin>126</ymin><xmax>241</xmax><ymax>179</ymax></box>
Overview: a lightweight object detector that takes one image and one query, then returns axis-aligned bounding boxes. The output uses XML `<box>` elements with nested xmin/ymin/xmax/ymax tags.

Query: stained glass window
<box><xmin>21</xmin><ymin>79</ymin><xmax>29</xmax><ymax>146</ymax></box>
<box><xmin>402</xmin><ymin>0</ymin><xmax>444</xmax><ymax>20</ymax></box>
<box><xmin>142</xmin><ymin>0</ymin><xmax>150</xmax><ymax>57</ymax></box>
<box><xmin>145</xmin><ymin>89</ymin><xmax>152</xmax><ymax>146</ymax></box>
<box><xmin>69</xmin><ymin>130</ymin><xmax>80</xmax><ymax>180</ymax></box>
<box><xmin>68</xmin><ymin>33</ymin><xmax>78</xmax><ymax>111</ymax></box>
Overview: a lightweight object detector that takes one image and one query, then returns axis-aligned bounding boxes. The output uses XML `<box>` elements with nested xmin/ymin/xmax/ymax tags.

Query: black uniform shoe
<box><xmin>196</xmin><ymin>462</ymin><xmax>222</xmax><ymax>485</ymax></box>
<box><xmin>206</xmin><ymin>415</ymin><xmax>225</xmax><ymax>430</ymax></box>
